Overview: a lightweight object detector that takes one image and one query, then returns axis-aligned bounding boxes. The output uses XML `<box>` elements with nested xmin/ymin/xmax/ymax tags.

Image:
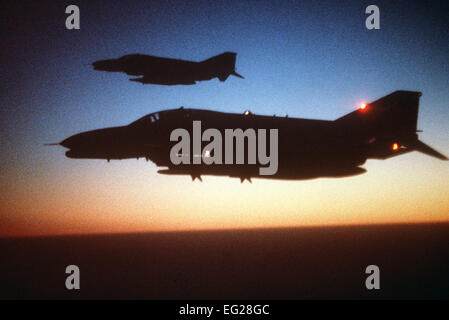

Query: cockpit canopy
<box><xmin>119</xmin><ymin>54</ymin><xmax>141</xmax><ymax>61</ymax></box>
<box><xmin>129</xmin><ymin>107</ymin><xmax>188</xmax><ymax>127</ymax></box>
<box><xmin>129</xmin><ymin>112</ymin><xmax>160</xmax><ymax>126</ymax></box>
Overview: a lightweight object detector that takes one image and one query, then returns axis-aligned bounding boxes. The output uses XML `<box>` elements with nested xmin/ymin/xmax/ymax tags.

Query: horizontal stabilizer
<box><xmin>232</xmin><ymin>71</ymin><xmax>244</xmax><ymax>79</ymax></box>
<box><xmin>409</xmin><ymin>140</ymin><xmax>447</xmax><ymax>160</ymax></box>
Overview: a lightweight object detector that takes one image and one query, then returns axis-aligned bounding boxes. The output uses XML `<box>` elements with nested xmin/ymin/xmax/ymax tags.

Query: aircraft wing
<box><xmin>129</xmin><ymin>76</ymin><xmax>196</xmax><ymax>85</ymax></box>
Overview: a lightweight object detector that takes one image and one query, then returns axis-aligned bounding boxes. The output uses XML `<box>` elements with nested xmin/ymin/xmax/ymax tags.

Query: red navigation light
<box><xmin>392</xmin><ymin>143</ymin><xmax>399</xmax><ymax>151</ymax></box>
<box><xmin>359</xmin><ymin>103</ymin><xmax>367</xmax><ymax>111</ymax></box>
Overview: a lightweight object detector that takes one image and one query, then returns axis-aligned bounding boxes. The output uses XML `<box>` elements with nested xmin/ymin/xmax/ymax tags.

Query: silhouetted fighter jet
<box><xmin>51</xmin><ymin>91</ymin><xmax>447</xmax><ymax>182</ymax></box>
<box><xmin>92</xmin><ymin>52</ymin><xmax>244</xmax><ymax>85</ymax></box>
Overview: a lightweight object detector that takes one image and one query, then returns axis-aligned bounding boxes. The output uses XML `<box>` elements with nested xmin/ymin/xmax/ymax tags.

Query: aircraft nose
<box><xmin>92</xmin><ymin>59</ymin><xmax>107</xmax><ymax>70</ymax></box>
<box><xmin>60</xmin><ymin>127</ymin><xmax>127</xmax><ymax>150</ymax></box>
<box><xmin>60</xmin><ymin>132</ymin><xmax>86</xmax><ymax>149</ymax></box>
<box><xmin>92</xmin><ymin>59</ymin><xmax>120</xmax><ymax>71</ymax></box>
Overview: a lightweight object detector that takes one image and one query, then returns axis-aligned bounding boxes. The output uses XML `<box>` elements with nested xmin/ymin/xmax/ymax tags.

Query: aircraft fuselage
<box><xmin>92</xmin><ymin>52</ymin><xmax>244</xmax><ymax>85</ymax></box>
<box><xmin>56</xmin><ymin>91</ymin><xmax>447</xmax><ymax>181</ymax></box>
<box><xmin>61</xmin><ymin>108</ymin><xmax>369</xmax><ymax>180</ymax></box>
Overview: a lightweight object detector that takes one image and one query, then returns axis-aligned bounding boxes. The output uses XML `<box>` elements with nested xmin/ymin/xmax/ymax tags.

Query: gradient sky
<box><xmin>1</xmin><ymin>0</ymin><xmax>448</xmax><ymax>237</ymax></box>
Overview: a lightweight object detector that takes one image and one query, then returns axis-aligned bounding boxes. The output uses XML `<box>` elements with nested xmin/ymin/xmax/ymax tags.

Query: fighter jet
<box><xmin>92</xmin><ymin>52</ymin><xmax>244</xmax><ymax>85</ymax></box>
<box><xmin>51</xmin><ymin>91</ymin><xmax>447</xmax><ymax>182</ymax></box>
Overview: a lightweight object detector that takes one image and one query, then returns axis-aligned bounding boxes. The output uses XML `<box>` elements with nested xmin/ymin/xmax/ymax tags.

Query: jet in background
<box><xmin>92</xmin><ymin>52</ymin><xmax>244</xmax><ymax>85</ymax></box>
<box><xmin>52</xmin><ymin>91</ymin><xmax>447</xmax><ymax>182</ymax></box>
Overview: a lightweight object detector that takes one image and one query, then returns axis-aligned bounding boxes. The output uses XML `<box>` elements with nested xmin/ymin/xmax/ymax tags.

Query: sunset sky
<box><xmin>1</xmin><ymin>0</ymin><xmax>448</xmax><ymax>237</ymax></box>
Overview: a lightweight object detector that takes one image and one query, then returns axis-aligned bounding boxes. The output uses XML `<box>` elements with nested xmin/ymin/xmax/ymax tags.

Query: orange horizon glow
<box><xmin>1</xmin><ymin>152</ymin><xmax>448</xmax><ymax>238</ymax></box>
<box><xmin>2</xmin><ymin>220</ymin><xmax>449</xmax><ymax>239</ymax></box>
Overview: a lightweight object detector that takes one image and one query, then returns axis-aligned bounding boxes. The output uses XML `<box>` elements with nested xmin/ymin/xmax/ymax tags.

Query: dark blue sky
<box><xmin>2</xmin><ymin>0</ymin><xmax>448</xmax><ymax>129</ymax></box>
<box><xmin>1</xmin><ymin>0</ymin><xmax>448</xmax><ymax>235</ymax></box>
<box><xmin>1</xmin><ymin>0</ymin><xmax>448</xmax><ymax>173</ymax></box>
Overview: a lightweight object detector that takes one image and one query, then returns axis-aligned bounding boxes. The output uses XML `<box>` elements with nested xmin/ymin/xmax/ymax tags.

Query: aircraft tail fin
<box><xmin>201</xmin><ymin>52</ymin><xmax>236</xmax><ymax>64</ymax></box>
<box><xmin>201</xmin><ymin>52</ymin><xmax>243</xmax><ymax>81</ymax></box>
<box><xmin>335</xmin><ymin>90</ymin><xmax>421</xmax><ymax>133</ymax></box>
<box><xmin>335</xmin><ymin>91</ymin><xmax>447</xmax><ymax>160</ymax></box>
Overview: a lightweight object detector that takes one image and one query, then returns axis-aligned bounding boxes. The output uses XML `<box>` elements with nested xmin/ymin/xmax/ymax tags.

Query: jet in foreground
<box><xmin>52</xmin><ymin>91</ymin><xmax>447</xmax><ymax>182</ymax></box>
<box><xmin>92</xmin><ymin>52</ymin><xmax>244</xmax><ymax>85</ymax></box>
